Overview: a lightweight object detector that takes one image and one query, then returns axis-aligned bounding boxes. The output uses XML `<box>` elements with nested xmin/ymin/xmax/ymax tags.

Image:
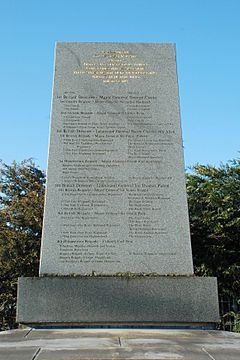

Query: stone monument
<box><xmin>17</xmin><ymin>42</ymin><xmax>219</xmax><ymax>328</ymax></box>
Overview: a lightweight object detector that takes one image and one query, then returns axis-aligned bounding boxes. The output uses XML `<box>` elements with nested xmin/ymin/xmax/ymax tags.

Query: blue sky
<box><xmin>0</xmin><ymin>0</ymin><xmax>239</xmax><ymax>170</ymax></box>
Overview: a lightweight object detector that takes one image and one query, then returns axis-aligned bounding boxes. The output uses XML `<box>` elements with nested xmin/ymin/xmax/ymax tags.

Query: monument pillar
<box><xmin>17</xmin><ymin>43</ymin><xmax>219</xmax><ymax>328</ymax></box>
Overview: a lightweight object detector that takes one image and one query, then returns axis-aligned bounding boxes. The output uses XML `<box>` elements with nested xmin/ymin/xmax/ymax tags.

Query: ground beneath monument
<box><xmin>0</xmin><ymin>328</ymin><xmax>239</xmax><ymax>359</ymax></box>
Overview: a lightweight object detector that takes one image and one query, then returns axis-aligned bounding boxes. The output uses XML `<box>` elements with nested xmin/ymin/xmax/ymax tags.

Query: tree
<box><xmin>187</xmin><ymin>159</ymin><xmax>240</xmax><ymax>302</ymax></box>
<box><xmin>0</xmin><ymin>160</ymin><xmax>45</xmax><ymax>330</ymax></box>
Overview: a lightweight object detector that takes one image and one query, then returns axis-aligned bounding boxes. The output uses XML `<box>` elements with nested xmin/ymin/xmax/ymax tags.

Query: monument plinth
<box><xmin>17</xmin><ymin>43</ymin><xmax>219</xmax><ymax>328</ymax></box>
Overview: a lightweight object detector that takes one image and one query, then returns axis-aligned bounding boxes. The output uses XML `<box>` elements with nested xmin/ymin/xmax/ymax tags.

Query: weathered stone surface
<box><xmin>17</xmin><ymin>276</ymin><xmax>219</xmax><ymax>326</ymax></box>
<box><xmin>1</xmin><ymin>329</ymin><xmax>240</xmax><ymax>360</ymax></box>
<box><xmin>39</xmin><ymin>42</ymin><xmax>193</xmax><ymax>276</ymax></box>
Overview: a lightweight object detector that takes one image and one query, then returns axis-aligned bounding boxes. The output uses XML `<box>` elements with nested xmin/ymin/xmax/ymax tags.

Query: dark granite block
<box><xmin>17</xmin><ymin>276</ymin><xmax>219</xmax><ymax>327</ymax></box>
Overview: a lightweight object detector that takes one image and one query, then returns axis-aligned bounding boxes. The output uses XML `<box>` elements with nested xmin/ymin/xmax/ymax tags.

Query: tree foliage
<box><xmin>0</xmin><ymin>160</ymin><xmax>45</xmax><ymax>330</ymax></box>
<box><xmin>187</xmin><ymin>159</ymin><xmax>240</xmax><ymax>300</ymax></box>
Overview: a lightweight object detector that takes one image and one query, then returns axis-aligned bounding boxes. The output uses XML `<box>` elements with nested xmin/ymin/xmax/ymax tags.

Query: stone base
<box><xmin>17</xmin><ymin>276</ymin><xmax>219</xmax><ymax>328</ymax></box>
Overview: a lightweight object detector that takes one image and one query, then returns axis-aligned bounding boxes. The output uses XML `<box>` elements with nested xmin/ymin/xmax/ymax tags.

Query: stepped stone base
<box><xmin>17</xmin><ymin>276</ymin><xmax>219</xmax><ymax>328</ymax></box>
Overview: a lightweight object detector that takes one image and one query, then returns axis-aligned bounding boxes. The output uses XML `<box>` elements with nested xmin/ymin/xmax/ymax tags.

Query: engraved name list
<box><xmin>39</xmin><ymin>43</ymin><xmax>193</xmax><ymax>275</ymax></box>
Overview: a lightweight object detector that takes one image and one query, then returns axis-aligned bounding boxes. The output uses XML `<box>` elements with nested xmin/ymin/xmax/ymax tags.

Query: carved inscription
<box><xmin>40</xmin><ymin>43</ymin><xmax>193</xmax><ymax>275</ymax></box>
<box><xmin>54</xmin><ymin>91</ymin><xmax>176</xmax><ymax>265</ymax></box>
<box><xmin>73</xmin><ymin>50</ymin><xmax>156</xmax><ymax>83</ymax></box>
